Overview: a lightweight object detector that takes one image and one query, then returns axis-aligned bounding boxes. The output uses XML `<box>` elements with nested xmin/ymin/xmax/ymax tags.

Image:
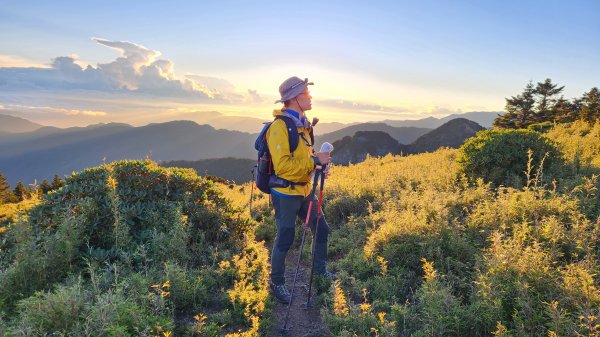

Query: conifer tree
<box><xmin>0</xmin><ymin>171</ymin><xmax>15</xmax><ymax>204</ymax></box>
<box><xmin>579</xmin><ymin>87</ymin><xmax>600</xmax><ymax>122</ymax></box>
<box><xmin>495</xmin><ymin>81</ymin><xmax>536</xmax><ymax>129</ymax></box>
<box><xmin>39</xmin><ymin>179</ymin><xmax>52</xmax><ymax>195</ymax></box>
<box><xmin>534</xmin><ymin>78</ymin><xmax>564</xmax><ymax>122</ymax></box>
<box><xmin>553</xmin><ymin>96</ymin><xmax>577</xmax><ymax>123</ymax></box>
<box><xmin>13</xmin><ymin>182</ymin><xmax>28</xmax><ymax>202</ymax></box>
<box><xmin>51</xmin><ymin>175</ymin><xmax>64</xmax><ymax>190</ymax></box>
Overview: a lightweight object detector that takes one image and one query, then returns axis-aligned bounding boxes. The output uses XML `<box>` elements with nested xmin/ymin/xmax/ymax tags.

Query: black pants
<box><xmin>270</xmin><ymin>193</ymin><xmax>330</xmax><ymax>285</ymax></box>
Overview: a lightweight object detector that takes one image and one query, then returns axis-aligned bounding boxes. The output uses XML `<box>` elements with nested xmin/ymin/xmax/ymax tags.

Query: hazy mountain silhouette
<box><xmin>317</xmin><ymin>123</ymin><xmax>431</xmax><ymax>147</ymax></box>
<box><xmin>163</xmin><ymin>110</ymin><xmax>350</xmax><ymax>134</ymax></box>
<box><xmin>406</xmin><ymin>118</ymin><xmax>485</xmax><ymax>153</ymax></box>
<box><xmin>330</xmin><ymin>118</ymin><xmax>485</xmax><ymax>165</ymax></box>
<box><xmin>0</xmin><ymin>113</ymin><xmax>43</xmax><ymax>133</ymax></box>
<box><xmin>160</xmin><ymin>157</ymin><xmax>256</xmax><ymax>184</ymax></box>
<box><xmin>382</xmin><ymin>111</ymin><xmax>499</xmax><ymax>129</ymax></box>
<box><xmin>0</xmin><ymin>114</ymin><xmax>489</xmax><ymax>185</ymax></box>
<box><xmin>0</xmin><ymin>120</ymin><xmax>257</xmax><ymax>185</ymax></box>
<box><xmin>331</xmin><ymin>131</ymin><xmax>407</xmax><ymax>165</ymax></box>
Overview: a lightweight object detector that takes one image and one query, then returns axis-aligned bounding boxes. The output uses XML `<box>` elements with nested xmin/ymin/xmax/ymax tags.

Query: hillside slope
<box><xmin>0</xmin><ymin>121</ymin><xmax>256</xmax><ymax>185</ymax></box>
<box><xmin>0</xmin><ymin>113</ymin><xmax>43</xmax><ymax>133</ymax></box>
<box><xmin>406</xmin><ymin>117</ymin><xmax>485</xmax><ymax>153</ymax></box>
<box><xmin>0</xmin><ymin>160</ymin><xmax>269</xmax><ymax>335</ymax></box>
<box><xmin>317</xmin><ymin>123</ymin><xmax>430</xmax><ymax>147</ymax></box>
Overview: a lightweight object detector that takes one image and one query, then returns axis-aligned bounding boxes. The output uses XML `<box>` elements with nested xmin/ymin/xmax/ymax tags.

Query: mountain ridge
<box><xmin>0</xmin><ymin>113</ymin><xmax>43</xmax><ymax>133</ymax></box>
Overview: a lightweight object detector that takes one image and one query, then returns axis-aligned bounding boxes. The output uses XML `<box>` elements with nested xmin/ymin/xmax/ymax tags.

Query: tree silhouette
<box><xmin>39</xmin><ymin>179</ymin><xmax>52</xmax><ymax>195</ymax></box>
<box><xmin>494</xmin><ymin>81</ymin><xmax>535</xmax><ymax>129</ymax></box>
<box><xmin>13</xmin><ymin>182</ymin><xmax>28</xmax><ymax>202</ymax></box>
<box><xmin>0</xmin><ymin>171</ymin><xmax>15</xmax><ymax>204</ymax></box>
<box><xmin>534</xmin><ymin>78</ymin><xmax>564</xmax><ymax>122</ymax></box>
<box><xmin>51</xmin><ymin>175</ymin><xmax>64</xmax><ymax>190</ymax></box>
<box><xmin>579</xmin><ymin>87</ymin><xmax>600</xmax><ymax>122</ymax></box>
<box><xmin>493</xmin><ymin>79</ymin><xmax>598</xmax><ymax>129</ymax></box>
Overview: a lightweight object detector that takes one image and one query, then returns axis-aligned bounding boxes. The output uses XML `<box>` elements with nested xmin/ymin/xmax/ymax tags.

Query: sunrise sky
<box><xmin>1</xmin><ymin>0</ymin><xmax>599</xmax><ymax>127</ymax></box>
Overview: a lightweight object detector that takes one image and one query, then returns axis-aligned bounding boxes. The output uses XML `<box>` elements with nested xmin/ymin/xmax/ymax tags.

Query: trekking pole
<box><xmin>281</xmin><ymin>168</ymin><xmax>322</xmax><ymax>333</ymax></box>
<box><xmin>305</xmin><ymin>163</ymin><xmax>327</xmax><ymax>308</ymax></box>
<box><xmin>305</xmin><ymin>142</ymin><xmax>334</xmax><ymax>308</ymax></box>
<box><xmin>249</xmin><ymin>165</ymin><xmax>256</xmax><ymax>216</ymax></box>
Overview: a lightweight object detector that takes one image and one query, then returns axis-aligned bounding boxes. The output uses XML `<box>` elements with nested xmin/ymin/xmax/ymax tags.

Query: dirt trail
<box><xmin>269</xmin><ymin>250</ymin><xmax>330</xmax><ymax>337</ymax></box>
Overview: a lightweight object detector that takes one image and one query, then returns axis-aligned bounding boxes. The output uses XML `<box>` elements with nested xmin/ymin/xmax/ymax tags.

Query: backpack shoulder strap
<box><xmin>275</xmin><ymin>115</ymin><xmax>300</xmax><ymax>153</ymax></box>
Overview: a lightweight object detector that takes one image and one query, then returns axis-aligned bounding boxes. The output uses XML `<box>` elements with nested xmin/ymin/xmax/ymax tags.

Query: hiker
<box><xmin>267</xmin><ymin>76</ymin><xmax>336</xmax><ymax>304</ymax></box>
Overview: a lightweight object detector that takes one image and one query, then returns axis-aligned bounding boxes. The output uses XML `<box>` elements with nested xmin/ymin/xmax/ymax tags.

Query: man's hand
<box><xmin>315</xmin><ymin>151</ymin><xmax>330</xmax><ymax>165</ymax></box>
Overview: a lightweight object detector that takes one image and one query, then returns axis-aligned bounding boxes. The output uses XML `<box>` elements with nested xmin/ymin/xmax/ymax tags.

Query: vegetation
<box><xmin>246</xmin><ymin>119</ymin><xmax>599</xmax><ymax>336</ymax></box>
<box><xmin>1</xmin><ymin>84</ymin><xmax>599</xmax><ymax>335</ymax></box>
<box><xmin>456</xmin><ymin>129</ymin><xmax>563</xmax><ymax>188</ymax></box>
<box><xmin>0</xmin><ymin>161</ymin><xmax>271</xmax><ymax>336</ymax></box>
<box><xmin>494</xmin><ymin>79</ymin><xmax>600</xmax><ymax>129</ymax></box>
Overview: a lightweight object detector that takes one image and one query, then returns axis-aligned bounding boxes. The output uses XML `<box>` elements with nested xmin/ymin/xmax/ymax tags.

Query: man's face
<box><xmin>295</xmin><ymin>87</ymin><xmax>312</xmax><ymax>111</ymax></box>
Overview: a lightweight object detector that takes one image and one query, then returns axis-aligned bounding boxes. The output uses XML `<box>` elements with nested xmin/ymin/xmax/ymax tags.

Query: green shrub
<box><xmin>457</xmin><ymin>129</ymin><xmax>564</xmax><ymax>187</ymax></box>
<box><xmin>12</xmin><ymin>282</ymin><xmax>86</xmax><ymax>335</ymax></box>
<box><xmin>0</xmin><ymin>160</ymin><xmax>269</xmax><ymax>335</ymax></box>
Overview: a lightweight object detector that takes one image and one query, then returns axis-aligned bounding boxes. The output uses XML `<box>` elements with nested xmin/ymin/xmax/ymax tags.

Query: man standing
<box><xmin>267</xmin><ymin>76</ymin><xmax>336</xmax><ymax>304</ymax></box>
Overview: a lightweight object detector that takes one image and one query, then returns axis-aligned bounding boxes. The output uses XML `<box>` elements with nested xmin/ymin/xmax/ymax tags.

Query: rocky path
<box><xmin>269</xmin><ymin>249</ymin><xmax>330</xmax><ymax>337</ymax></box>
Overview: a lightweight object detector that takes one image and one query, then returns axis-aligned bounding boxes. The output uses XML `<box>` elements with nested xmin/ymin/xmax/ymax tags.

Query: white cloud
<box><xmin>185</xmin><ymin>75</ymin><xmax>236</xmax><ymax>94</ymax></box>
<box><xmin>0</xmin><ymin>38</ymin><xmax>237</xmax><ymax>101</ymax></box>
<box><xmin>317</xmin><ymin>98</ymin><xmax>412</xmax><ymax>114</ymax></box>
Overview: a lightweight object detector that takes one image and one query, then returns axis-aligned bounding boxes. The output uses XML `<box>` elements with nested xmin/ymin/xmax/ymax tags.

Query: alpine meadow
<box><xmin>1</xmin><ymin>76</ymin><xmax>600</xmax><ymax>336</ymax></box>
<box><xmin>2</xmin><ymin>0</ymin><xmax>600</xmax><ymax>334</ymax></box>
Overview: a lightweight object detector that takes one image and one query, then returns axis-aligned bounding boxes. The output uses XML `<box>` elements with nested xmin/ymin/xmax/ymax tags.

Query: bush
<box><xmin>0</xmin><ymin>160</ymin><xmax>270</xmax><ymax>335</ymax></box>
<box><xmin>457</xmin><ymin>129</ymin><xmax>564</xmax><ymax>187</ymax></box>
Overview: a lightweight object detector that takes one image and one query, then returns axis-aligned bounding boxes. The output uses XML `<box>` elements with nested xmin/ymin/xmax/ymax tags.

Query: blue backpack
<box><xmin>254</xmin><ymin>115</ymin><xmax>314</xmax><ymax>193</ymax></box>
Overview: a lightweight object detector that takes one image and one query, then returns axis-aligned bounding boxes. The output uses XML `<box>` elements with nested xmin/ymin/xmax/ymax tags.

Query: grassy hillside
<box><xmin>239</xmin><ymin>120</ymin><xmax>600</xmax><ymax>336</ymax></box>
<box><xmin>2</xmin><ymin>121</ymin><xmax>599</xmax><ymax>336</ymax></box>
<box><xmin>320</xmin><ymin>122</ymin><xmax>599</xmax><ymax>336</ymax></box>
<box><xmin>0</xmin><ymin>161</ymin><xmax>271</xmax><ymax>336</ymax></box>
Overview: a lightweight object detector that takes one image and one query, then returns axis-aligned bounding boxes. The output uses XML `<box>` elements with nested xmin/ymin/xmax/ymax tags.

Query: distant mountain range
<box><xmin>407</xmin><ymin>118</ymin><xmax>485</xmax><ymax>153</ymax></box>
<box><xmin>153</xmin><ymin>110</ymin><xmax>352</xmax><ymax>135</ymax></box>
<box><xmin>160</xmin><ymin>158</ymin><xmax>255</xmax><ymax>184</ymax></box>
<box><xmin>0</xmin><ymin>110</ymin><xmax>499</xmax><ymax>136</ymax></box>
<box><xmin>0</xmin><ymin>113</ymin><xmax>43</xmax><ymax>133</ymax></box>
<box><xmin>0</xmin><ymin>113</ymin><xmax>492</xmax><ymax>185</ymax></box>
<box><xmin>331</xmin><ymin>131</ymin><xmax>405</xmax><ymax>165</ymax></box>
<box><xmin>316</xmin><ymin>123</ymin><xmax>431</xmax><ymax>146</ymax></box>
<box><xmin>0</xmin><ymin>121</ymin><xmax>256</xmax><ymax>186</ymax></box>
<box><xmin>331</xmin><ymin>118</ymin><xmax>485</xmax><ymax>165</ymax></box>
<box><xmin>382</xmin><ymin>111</ymin><xmax>499</xmax><ymax>129</ymax></box>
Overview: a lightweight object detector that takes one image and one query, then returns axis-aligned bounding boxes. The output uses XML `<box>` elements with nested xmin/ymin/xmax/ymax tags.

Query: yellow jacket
<box><xmin>266</xmin><ymin>109</ymin><xmax>316</xmax><ymax>197</ymax></box>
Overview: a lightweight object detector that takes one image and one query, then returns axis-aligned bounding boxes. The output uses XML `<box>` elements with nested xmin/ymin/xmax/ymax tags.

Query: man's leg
<box><xmin>270</xmin><ymin>194</ymin><xmax>303</xmax><ymax>285</ymax></box>
<box><xmin>298</xmin><ymin>195</ymin><xmax>330</xmax><ymax>275</ymax></box>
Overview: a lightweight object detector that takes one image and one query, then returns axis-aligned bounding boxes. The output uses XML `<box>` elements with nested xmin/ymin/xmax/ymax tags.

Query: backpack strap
<box><xmin>275</xmin><ymin>115</ymin><xmax>300</xmax><ymax>153</ymax></box>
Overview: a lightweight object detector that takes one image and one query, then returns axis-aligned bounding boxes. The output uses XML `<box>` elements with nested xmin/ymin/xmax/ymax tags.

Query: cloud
<box><xmin>0</xmin><ymin>38</ymin><xmax>251</xmax><ymax>102</ymax></box>
<box><xmin>317</xmin><ymin>98</ymin><xmax>413</xmax><ymax>115</ymax></box>
<box><xmin>246</xmin><ymin>89</ymin><xmax>263</xmax><ymax>103</ymax></box>
<box><xmin>185</xmin><ymin>75</ymin><xmax>236</xmax><ymax>94</ymax></box>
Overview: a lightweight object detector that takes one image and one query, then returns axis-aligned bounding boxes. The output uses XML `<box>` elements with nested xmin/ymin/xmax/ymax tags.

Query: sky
<box><xmin>0</xmin><ymin>0</ymin><xmax>599</xmax><ymax>127</ymax></box>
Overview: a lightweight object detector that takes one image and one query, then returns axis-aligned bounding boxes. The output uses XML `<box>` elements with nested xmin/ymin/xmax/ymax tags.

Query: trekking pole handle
<box><xmin>317</xmin><ymin>141</ymin><xmax>334</xmax><ymax>172</ymax></box>
<box><xmin>320</xmin><ymin>142</ymin><xmax>334</xmax><ymax>153</ymax></box>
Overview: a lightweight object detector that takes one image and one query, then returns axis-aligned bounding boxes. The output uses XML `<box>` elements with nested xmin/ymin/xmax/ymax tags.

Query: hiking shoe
<box><xmin>270</xmin><ymin>282</ymin><xmax>291</xmax><ymax>304</ymax></box>
<box><xmin>320</xmin><ymin>270</ymin><xmax>337</xmax><ymax>281</ymax></box>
